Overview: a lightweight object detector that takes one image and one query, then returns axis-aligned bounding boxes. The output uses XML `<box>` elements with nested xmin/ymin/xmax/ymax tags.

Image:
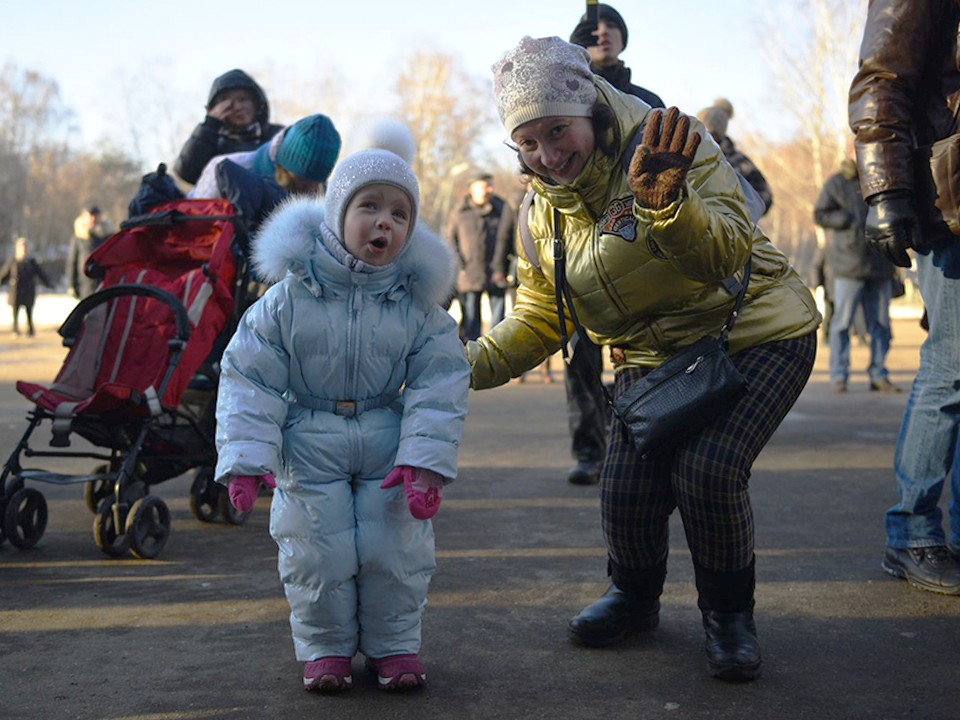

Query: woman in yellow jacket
<box><xmin>467</xmin><ymin>37</ymin><xmax>821</xmax><ymax>682</ymax></box>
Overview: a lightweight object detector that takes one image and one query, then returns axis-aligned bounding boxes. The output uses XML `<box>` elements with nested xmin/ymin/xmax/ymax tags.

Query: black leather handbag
<box><xmin>551</xmin><ymin>210</ymin><xmax>751</xmax><ymax>458</ymax></box>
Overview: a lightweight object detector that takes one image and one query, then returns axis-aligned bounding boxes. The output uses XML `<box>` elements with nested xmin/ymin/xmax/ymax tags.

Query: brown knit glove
<box><xmin>628</xmin><ymin>107</ymin><xmax>702</xmax><ymax>210</ymax></box>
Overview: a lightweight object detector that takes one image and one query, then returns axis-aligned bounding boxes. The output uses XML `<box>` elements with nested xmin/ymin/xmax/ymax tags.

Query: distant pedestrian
<box><xmin>174</xmin><ymin>69</ymin><xmax>284</xmax><ymax>186</ymax></box>
<box><xmin>698</xmin><ymin>99</ymin><xmax>773</xmax><ymax>217</ymax></box>
<box><xmin>447</xmin><ymin>172</ymin><xmax>515</xmax><ymax>340</ymax></box>
<box><xmin>814</xmin><ymin>156</ymin><xmax>899</xmax><ymax>393</ymax></box>
<box><xmin>0</xmin><ymin>237</ymin><xmax>53</xmax><ymax>337</ymax></box>
<box><xmin>67</xmin><ymin>207</ymin><xmax>111</xmax><ymax>300</ymax></box>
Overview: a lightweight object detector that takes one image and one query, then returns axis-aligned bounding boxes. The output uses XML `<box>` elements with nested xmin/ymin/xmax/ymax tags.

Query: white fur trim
<box><xmin>252</xmin><ymin>196</ymin><xmax>456</xmax><ymax>306</ymax></box>
<box><xmin>252</xmin><ymin>195</ymin><xmax>323</xmax><ymax>284</ymax></box>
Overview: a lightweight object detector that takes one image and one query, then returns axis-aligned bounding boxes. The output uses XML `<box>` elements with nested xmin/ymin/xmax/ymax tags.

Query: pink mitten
<box><xmin>380</xmin><ymin>465</ymin><xmax>445</xmax><ymax>519</ymax></box>
<box><xmin>227</xmin><ymin>473</ymin><xmax>276</xmax><ymax>513</ymax></box>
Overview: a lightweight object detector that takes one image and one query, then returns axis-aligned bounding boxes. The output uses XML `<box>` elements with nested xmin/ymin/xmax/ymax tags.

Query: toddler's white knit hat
<box><xmin>492</xmin><ymin>36</ymin><xmax>598</xmax><ymax>136</ymax></box>
<box><xmin>323</xmin><ymin>148</ymin><xmax>420</xmax><ymax>243</ymax></box>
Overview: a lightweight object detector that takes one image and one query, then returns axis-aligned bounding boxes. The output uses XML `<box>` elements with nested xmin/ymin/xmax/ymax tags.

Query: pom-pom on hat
<box><xmin>276</xmin><ymin>114</ymin><xmax>342</xmax><ymax>184</ymax></box>
<box><xmin>492</xmin><ymin>36</ymin><xmax>598</xmax><ymax>137</ymax></box>
<box><xmin>323</xmin><ymin>149</ymin><xmax>420</xmax><ymax>244</ymax></box>
<box><xmin>352</xmin><ymin>117</ymin><xmax>417</xmax><ymax>165</ymax></box>
<box><xmin>697</xmin><ymin>104</ymin><xmax>730</xmax><ymax>140</ymax></box>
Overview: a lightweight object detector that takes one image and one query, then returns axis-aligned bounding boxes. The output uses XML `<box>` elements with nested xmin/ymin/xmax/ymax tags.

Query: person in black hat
<box><xmin>562</xmin><ymin>4</ymin><xmax>665</xmax><ymax>486</ymax></box>
<box><xmin>570</xmin><ymin>3</ymin><xmax>664</xmax><ymax>109</ymax></box>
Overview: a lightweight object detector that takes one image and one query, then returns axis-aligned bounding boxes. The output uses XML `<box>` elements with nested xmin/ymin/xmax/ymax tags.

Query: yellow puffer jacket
<box><xmin>467</xmin><ymin>79</ymin><xmax>820</xmax><ymax>389</ymax></box>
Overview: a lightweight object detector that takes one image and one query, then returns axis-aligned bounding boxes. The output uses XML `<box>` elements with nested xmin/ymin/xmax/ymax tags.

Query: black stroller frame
<box><xmin>0</xmin><ymin>207</ymin><xmax>255</xmax><ymax>559</ymax></box>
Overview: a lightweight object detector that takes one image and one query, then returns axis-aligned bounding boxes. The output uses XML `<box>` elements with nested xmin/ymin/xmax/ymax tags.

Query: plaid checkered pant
<box><xmin>600</xmin><ymin>332</ymin><xmax>817</xmax><ymax>573</ymax></box>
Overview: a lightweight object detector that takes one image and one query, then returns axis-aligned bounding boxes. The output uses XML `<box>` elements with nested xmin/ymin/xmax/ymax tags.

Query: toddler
<box><xmin>215</xmin><ymin>145</ymin><xmax>470</xmax><ymax>692</ymax></box>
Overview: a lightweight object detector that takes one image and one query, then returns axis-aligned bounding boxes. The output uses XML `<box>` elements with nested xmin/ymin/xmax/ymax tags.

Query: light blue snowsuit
<box><xmin>215</xmin><ymin>195</ymin><xmax>469</xmax><ymax>661</ymax></box>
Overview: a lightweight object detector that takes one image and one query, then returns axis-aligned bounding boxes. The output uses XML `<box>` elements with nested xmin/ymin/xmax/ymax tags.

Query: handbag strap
<box><xmin>551</xmin><ymin>208</ymin><xmax>752</xmax><ymax>413</ymax></box>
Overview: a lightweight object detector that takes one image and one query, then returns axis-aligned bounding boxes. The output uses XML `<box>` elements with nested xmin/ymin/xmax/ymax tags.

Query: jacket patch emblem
<box><xmin>599</xmin><ymin>197</ymin><xmax>638</xmax><ymax>242</ymax></box>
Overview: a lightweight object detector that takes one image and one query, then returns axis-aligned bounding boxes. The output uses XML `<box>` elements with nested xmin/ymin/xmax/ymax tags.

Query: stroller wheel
<box><xmin>85</xmin><ymin>468</ymin><xmax>114</xmax><ymax>515</ymax></box>
<box><xmin>93</xmin><ymin>498</ymin><xmax>131</xmax><ymax>557</ymax></box>
<box><xmin>218</xmin><ymin>485</ymin><xmax>251</xmax><ymax>526</ymax></box>
<box><xmin>189</xmin><ymin>468</ymin><xmax>220</xmax><ymax>523</ymax></box>
<box><xmin>126</xmin><ymin>496</ymin><xmax>171</xmax><ymax>560</ymax></box>
<box><xmin>5</xmin><ymin>488</ymin><xmax>48</xmax><ymax>550</ymax></box>
<box><xmin>4</xmin><ymin>474</ymin><xmax>25</xmax><ymax>497</ymax></box>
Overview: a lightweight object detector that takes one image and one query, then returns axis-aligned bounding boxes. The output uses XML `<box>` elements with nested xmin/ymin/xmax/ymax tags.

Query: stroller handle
<box><xmin>60</xmin><ymin>284</ymin><xmax>192</xmax><ymax>346</ymax></box>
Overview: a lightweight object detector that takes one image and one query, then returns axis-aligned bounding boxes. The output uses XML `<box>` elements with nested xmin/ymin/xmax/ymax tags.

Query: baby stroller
<box><xmin>0</xmin><ymin>198</ymin><xmax>254</xmax><ymax>559</ymax></box>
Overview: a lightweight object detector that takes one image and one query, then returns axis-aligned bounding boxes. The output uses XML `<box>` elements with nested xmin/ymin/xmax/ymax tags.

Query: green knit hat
<box><xmin>276</xmin><ymin>114</ymin><xmax>342</xmax><ymax>184</ymax></box>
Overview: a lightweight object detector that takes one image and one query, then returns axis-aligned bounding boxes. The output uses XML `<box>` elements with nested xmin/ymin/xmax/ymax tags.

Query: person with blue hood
<box><xmin>174</xmin><ymin>69</ymin><xmax>284</xmax><ymax>185</ymax></box>
<box><xmin>213</xmin><ymin>131</ymin><xmax>469</xmax><ymax>694</ymax></box>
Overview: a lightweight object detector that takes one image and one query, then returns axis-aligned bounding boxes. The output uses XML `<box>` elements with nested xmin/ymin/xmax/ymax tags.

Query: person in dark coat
<box><xmin>446</xmin><ymin>173</ymin><xmax>515</xmax><ymax>341</ymax></box>
<box><xmin>67</xmin><ymin>207</ymin><xmax>111</xmax><ymax>299</ymax></box>
<box><xmin>0</xmin><ymin>238</ymin><xmax>52</xmax><ymax>336</ymax></box>
<box><xmin>564</xmin><ymin>3</ymin><xmax>665</xmax><ymax>485</ymax></box>
<box><xmin>698</xmin><ymin>99</ymin><xmax>774</xmax><ymax>216</ymax></box>
<box><xmin>814</xmin><ymin>157</ymin><xmax>898</xmax><ymax>393</ymax></box>
<box><xmin>174</xmin><ymin>69</ymin><xmax>284</xmax><ymax>186</ymax></box>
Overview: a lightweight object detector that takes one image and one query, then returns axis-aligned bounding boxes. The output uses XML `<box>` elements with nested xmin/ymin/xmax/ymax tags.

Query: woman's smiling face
<box><xmin>511</xmin><ymin>115</ymin><xmax>596</xmax><ymax>185</ymax></box>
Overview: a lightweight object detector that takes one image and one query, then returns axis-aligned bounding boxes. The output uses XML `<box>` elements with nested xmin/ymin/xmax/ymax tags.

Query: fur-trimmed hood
<box><xmin>252</xmin><ymin>195</ymin><xmax>456</xmax><ymax>306</ymax></box>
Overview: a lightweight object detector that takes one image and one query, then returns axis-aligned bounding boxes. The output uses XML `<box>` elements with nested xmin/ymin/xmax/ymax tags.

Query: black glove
<box><xmin>865</xmin><ymin>191</ymin><xmax>920</xmax><ymax>268</ymax></box>
<box><xmin>570</xmin><ymin>17</ymin><xmax>599</xmax><ymax>47</ymax></box>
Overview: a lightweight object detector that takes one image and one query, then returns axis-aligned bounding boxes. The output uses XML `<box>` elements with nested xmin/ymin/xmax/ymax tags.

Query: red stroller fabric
<box><xmin>18</xmin><ymin>199</ymin><xmax>239</xmax><ymax>416</ymax></box>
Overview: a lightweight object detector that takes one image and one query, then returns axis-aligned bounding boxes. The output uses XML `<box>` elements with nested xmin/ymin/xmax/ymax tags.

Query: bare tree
<box><xmin>392</xmin><ymin>50</ymin><xmax>496</xmax><ymax>231</ymax></box>
<box><xmin>754</xmin><ymin>0</ymin><xmax>868</xmax><ymax>270</ymax></box>
<box><xmin>252</xmin><ymin>61</ymin><xmax>349</xmax><ymax>129</ymax></box>
<box><xmin>109</xmin><ymin>57</ymin><xmax>194</xmax><ymax>172</ymax></box>
<box><xmin>0</xmin><ymin>63</ymin><xmax>74</xmax><ymax>248</ymax></box>
<box><xmin>0</xmin><ymin>63</ymin><xmax>141</xmax><ymax>272</ymax></box>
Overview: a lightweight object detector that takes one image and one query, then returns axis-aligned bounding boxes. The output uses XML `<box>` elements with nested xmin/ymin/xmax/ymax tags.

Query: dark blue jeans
<box><xmin>459</xmin><ymin>289</ymin><xmax>506</xmax><ymax>341</ymax></box>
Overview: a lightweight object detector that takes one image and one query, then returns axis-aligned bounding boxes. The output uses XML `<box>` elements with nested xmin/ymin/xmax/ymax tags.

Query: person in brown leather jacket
<box><xmin>849</xmin><ymin>0</ymin><xmax>960</xmax><ymax>595</ymax></box>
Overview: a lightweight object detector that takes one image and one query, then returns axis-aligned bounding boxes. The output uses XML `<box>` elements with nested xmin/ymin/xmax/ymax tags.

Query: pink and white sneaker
<box><xmin>365</xmin><ymin>654</ymin><xmax>426</xmax><ymax>691</ymax></box>
<box><xmin>303</xmin><ymin>656</ymin><xmax>353</xmax><ymax>692</ymax></box>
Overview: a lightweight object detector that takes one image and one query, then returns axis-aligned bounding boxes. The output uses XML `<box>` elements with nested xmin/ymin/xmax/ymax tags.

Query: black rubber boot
<box><xmin>694</xmin><ymin>558</ymin><xmax>761</xmax><ymax>682</ymax></box>
<box><xmin>568</xmin><ymin>559</ymin><xmax>665</xmax><ymax>647</ymax></box>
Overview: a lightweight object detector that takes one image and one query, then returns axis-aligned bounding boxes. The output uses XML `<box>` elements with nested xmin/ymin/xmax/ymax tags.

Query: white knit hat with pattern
<box><xmin>323</xmin><ymin>148</ymin><xmax>420</xmax><ymax>244</ymax></box>
<box><xmin>492</xmin><ymin>36</ymin><xmax>598</xmax><ymax>136</ymax></box>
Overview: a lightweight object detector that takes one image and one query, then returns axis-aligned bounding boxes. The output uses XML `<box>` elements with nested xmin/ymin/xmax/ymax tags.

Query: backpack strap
<box><xmin>517</xmin><ymin>189</ymin><xmax>540</xmax><ymax>273</ymax></box>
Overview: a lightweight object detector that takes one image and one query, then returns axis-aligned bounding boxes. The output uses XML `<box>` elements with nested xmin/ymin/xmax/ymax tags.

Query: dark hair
<box><xmin>509</xmin><ymin>102</ymin><xmax>621</xmax><ymax>181</ymax></box>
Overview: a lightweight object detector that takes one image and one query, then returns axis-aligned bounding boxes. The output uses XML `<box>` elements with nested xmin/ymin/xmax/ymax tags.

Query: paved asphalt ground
<box><xmin>0</xmin><ymin>298</ymin><xmax>958</xmax><ymax>720</ymax></box>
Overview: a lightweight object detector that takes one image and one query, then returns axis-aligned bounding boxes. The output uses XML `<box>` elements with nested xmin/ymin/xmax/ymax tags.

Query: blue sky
<box><xmin>5</xmin><ymin>0</ymin><xmax>828</xmax><ymax>155</ymax></box>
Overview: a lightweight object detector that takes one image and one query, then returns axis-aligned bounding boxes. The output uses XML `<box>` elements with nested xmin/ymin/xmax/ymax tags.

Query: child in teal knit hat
<box><xmin>191</xmin><ymin>113</ymin><xmax>341</xmax><ymax>199</ymax></box>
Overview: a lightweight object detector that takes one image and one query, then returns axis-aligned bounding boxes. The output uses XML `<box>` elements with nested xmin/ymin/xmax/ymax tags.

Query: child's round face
<box><xmin>342</xmin><ymin>183</ymin><xmax>412</xmax><ymax>266</ymax></box>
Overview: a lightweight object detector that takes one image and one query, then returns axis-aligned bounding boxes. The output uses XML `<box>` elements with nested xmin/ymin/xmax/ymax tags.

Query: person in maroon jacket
<box><xmin>849</xmin><ymin>0</ymin><xmax>960</xmax><ymax>595</ymax></box>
